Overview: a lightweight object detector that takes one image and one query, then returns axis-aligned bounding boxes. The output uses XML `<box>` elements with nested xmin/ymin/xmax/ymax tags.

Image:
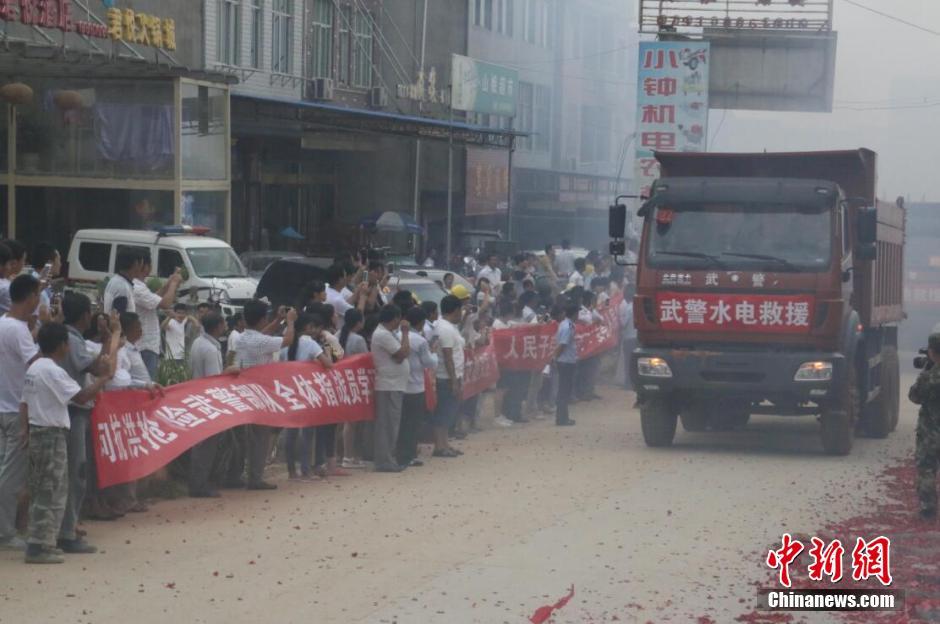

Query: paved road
<box><xmin>0</xmin><ymin>378</ymin><xmax>917</xmax><ymax>624</ymax></box>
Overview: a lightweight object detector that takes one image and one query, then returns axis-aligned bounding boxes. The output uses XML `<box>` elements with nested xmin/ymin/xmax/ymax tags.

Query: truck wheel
<box><xmin>821</xmin><ymin>363</ymin><xmax>859</xmax><ymax>455</ymax></box>
<box><xmin>862</xmin><ymin>347</ymin><xmax>900</xmax><ymax>438</ymax></box>
<box><xmin>680</xmin><ymin>409</ymin><xmax>709</xmax><ymax>432</ymax></box>
<box><xmin>641</xmin><ymin>399</ymin><xmax>678</xmax><ymax>447</ymax></box>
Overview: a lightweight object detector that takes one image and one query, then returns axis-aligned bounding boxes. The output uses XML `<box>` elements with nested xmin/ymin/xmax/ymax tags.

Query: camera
<box><xmin>915</xmin><ymin>347</ymin><xmax>933</xmax><ymax>370</ymax></box>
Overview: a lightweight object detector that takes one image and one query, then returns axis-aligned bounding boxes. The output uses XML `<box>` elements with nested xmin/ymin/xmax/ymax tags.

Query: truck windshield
<box><xmin>647</xmin><ymin>203</ymin><xmax>831</xmax><ymax>271</ymax></box>
<box><xmin>186</xmin><ymin>248</ymin><xmax>248</xmax><ymax>279</ymax></box>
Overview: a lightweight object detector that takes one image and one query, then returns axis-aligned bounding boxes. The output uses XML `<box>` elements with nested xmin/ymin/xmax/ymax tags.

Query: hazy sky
<box><xmin>704</xmin><ymin>0</ymin><xmax>940</xmax><ymax>201</ymax></box>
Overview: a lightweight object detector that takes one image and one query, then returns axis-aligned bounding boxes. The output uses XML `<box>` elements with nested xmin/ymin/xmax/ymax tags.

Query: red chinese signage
<box><xmin>493</xmin><ymin>295</ymin><xmax>624</xmax><ymax>371</ymax></box>
<box><xmin>656</xmin><ymin>292</ymin><xmax>814</xmax><ymax>333</ymax></box>
<box><xmin>461</xmin><ymin>344</ymin><xmax>500</xmax><ymax>400</ymax></box>
<box><xmin>639</xmin><ymin>0</ymin><xmax>833</xmax><ymax>34</ymax></box>
<box><xmin>93</xmin><ymin>355</ymin><xmax>377</xmax><ymax>488</ymax></box>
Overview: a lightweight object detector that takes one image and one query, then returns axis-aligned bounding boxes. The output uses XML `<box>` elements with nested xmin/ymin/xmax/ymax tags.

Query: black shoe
<box><xmin>246</xmin><ymin>481</ymin><xmax>277</xmax><ymax>490</ymax></box>
<box><xmin>221</xmin><ymin>479</ymin><xmax>246</xmax><ymax>489</ymax></box>
<box><xmin>556</xmin><ymin>419</ymin><xmax>576</xmax><ymax>427</ymax></box>
<box><xmin>190</xmin><ymin>489</ymin><xmax>222</xmax><ymax>498</ymax></box>
<box><xmin>57</xmin><ymin>538</ymin><xmax>97</xmax><ymax>554</ymax></box>
<box><xmin>375</xmin><ymin>465</ymin><xmax>404</xmax><ymax>473</ymax></box>
<box><xmin>409</xmin><ymin>459</ymin><xmax>425</xmax><ymax>467</ymax></box>
<box><xmin>921</xmin><ymin>508</ymin><xmax>937</xmax><ymax>520</ymax></box>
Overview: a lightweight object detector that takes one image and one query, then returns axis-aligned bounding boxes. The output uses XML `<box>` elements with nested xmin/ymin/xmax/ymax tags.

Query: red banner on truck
<box><xmin>656</xmin><ymin>292</ymin><xmax>814</xmax><ymax>333</ymax></box>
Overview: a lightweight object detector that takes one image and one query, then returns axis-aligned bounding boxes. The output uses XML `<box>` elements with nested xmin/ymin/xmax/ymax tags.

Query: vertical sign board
<box><xmin>634</xmin><ymin>41</ymin><xmax>710</xmax><ymax>199</ymax></box>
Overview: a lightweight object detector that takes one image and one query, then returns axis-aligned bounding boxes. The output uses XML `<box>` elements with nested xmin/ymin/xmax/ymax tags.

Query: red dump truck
<box><xmin>612</xmin><ymin>149</ymin><xmax>905</xmax><ymax>455</ymax></box>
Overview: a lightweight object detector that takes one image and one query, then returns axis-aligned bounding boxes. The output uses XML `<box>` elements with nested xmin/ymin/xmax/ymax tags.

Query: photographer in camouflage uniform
<box><xmin>909</xmin><ymin>333</ymin><xmax>940</xmax><ymax>520</ymax></box>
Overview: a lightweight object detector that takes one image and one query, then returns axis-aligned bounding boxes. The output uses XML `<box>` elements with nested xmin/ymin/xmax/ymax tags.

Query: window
<box><xmin>495</xmin><ymin>0</ymin><xmax>513</xmax><ymax>36</ymax></box>
<box><xmin>524</xmin><ymin>0</ymin><xmax>536</xmax><ymax>43</ymax></box>
<box><xmin>78</xmin><ymin>242</ymin><xmax>111</xmax><ymax>273</ymax></box>
<box><xmin>543</xmin><ymin>0</ymin><xmax>553</xmax><ymax>47</ymax></box>
<box><xmin>516</xmin><ymin>81</ymin><xmax>534</xmax><ymax>151</ymax></box>
<box><xmin>351</xmin><ymin>8</ymin><xmax>373</xmax><ymax>88</ymax></box>
<box><xmin>483</xmin><ymin>0</ymin><xmax>493</xmax><ymax>29</ymax></box>
<box><xmin>338</xmin><ymin>5</ymin><xmax>350</xmax><ymax>84</ymax></box>
<box><xmin>158</xmin><ymin>249</ymin><xmax>185</xmax><ymax>278</ymax></box>
<box><xmin>534</xmin><ymin>85</ymin><xmax>551</xmax><ymax>152</ymax></box>
<box><xmin>249</xmin><ymin>0</ymin><xmax>262</xmax><ymax>68</ymax></box>
<box><xmin>581</xmin><ymin>105</ymin><xmax>611</xmax><ymax>164</ymax></box>
<box><xmin>272</xmin><ymin>0</ymin><xmax>293</xmax><ymax>74</ymax></box>
<box><xmin>308</xmin><ymin>0</ymin><xmax>333</xmax><ymax>79</ymax></box>
<box><xmin>472</xmin><ymin>0</ymin><xmax>483</xmax><ymax>27</ymax></box>
<box><xmin>218</xmin><ymin>0</ymin><xmax>241</xmax><ymax>65</ymax></box>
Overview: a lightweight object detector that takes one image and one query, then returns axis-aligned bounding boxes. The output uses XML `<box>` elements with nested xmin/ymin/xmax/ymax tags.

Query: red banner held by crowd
<box><xmin>461</xmin><ymin>344</ymin><xmax>500</xmax><ymax>401</ymax></box>
<box><xmin>92</xmin><ymin>355</ymin><xmax>377</xmax><ymax>488</ymax></box>
<box><xmin>492</xmin><ymin>294</ymin><xmax>623</xmax><ymax>371</ymax></box>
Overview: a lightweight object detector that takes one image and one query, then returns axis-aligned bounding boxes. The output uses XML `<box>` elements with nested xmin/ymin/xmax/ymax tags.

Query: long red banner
<box><xmin>92</xmin><ymin>305</ymin><xmax>622</xmax><ymax>487</ymax></box>
<box><xmin>492</xmin><ymin>294</ymin><xmax>623</xmax><ymax>371</ymax></box>
<box><xmin>92</xmin><ymin>355</ymin><xmax>377</xmax><ymax>488</ymax></box>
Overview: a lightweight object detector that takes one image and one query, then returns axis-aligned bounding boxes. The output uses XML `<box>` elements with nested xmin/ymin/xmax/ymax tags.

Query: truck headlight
<box><xmin>637</xmin><ymin>357</ymin><xmax>672</xmax><ymax>378</ymax></box>
<box><xmin>794</xmin><ymin>361</ymin><xmax>832</xmax><ymax>381</ymax></box>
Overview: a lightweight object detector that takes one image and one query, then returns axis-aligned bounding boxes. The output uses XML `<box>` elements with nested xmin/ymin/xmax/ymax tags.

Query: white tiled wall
<box><xmin>204</xmin><ymin>0</ymin><xmax>306</xmax><ymax>100</ymax></box>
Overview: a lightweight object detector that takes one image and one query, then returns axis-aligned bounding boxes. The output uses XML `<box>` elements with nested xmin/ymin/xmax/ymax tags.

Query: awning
<box><xmin>233</xmin><ymin>94</ymin><xmax>523</xmax><ymax>149</ymax></box>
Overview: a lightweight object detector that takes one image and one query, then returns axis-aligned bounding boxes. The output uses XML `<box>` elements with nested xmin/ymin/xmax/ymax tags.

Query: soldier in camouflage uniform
<box><xmin>908</xmin><ymin>333</ymin><xmax>940</xmax><ymax>519</ymax></box>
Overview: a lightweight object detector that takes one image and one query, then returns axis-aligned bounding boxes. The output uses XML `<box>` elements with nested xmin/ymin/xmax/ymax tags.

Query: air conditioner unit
<box><xmin>306</xmin><ymin>78</ymin><xmax>334</xmax><ymax>101</ymax></box>
<box><xmin>368</xmin><ymin>86</ymin><xmax>388</xmax><ymax>109</ymax></box>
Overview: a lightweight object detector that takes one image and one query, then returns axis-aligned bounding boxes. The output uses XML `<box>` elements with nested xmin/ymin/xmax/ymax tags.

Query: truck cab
<box><xmin>614</xmin><ymin>149</ymin><xmax>903</xmax><ymax>455</ymax></box>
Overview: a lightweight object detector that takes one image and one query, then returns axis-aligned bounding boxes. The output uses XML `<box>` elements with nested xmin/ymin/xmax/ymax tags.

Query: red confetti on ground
<box><xmin>737</xmin><ymin>460</ymin><xmax>940</xmax><ymax>623</ymax></box>
<box><xmin>529</xmin><ymin>585</ymin><xmax>575</xmax><ymax>624</ymax></box>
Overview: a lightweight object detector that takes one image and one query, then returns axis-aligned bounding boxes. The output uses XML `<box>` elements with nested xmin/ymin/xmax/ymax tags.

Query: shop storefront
<box><xmin>0</xmin><ymin>1</ymin><xmax>232</xmax><ymax>253</ymax></box>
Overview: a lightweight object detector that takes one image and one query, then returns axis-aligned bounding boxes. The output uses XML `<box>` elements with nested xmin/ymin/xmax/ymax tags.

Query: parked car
<box><xmin>67</xmin><ymin>227</ymin><xmax>256</xmax><ymax>317</ymax></box>
<box><xmin>254</xmin><ymin>256</ymin><xmax>331</xmax><ymax>308</ymax></box>
<box><xmin>397</xmin><ymin>268</ymin><xmax>473</xmax><ymax>293</ymax></box>
<box><xmin>389</xmin><ymin>273</ymin><xmax>450</xmax><ymax>306</ymax></box>
<box><xmin>240</xmin><ymin>251</ymin><xmax>303</xmax><ymax>280</ymax></box>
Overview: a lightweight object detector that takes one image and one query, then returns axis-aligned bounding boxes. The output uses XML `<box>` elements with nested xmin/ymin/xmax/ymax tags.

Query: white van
<box><xmin>67</xmin><ymin>227</ymin><xmax>258</xmax><ymax>317</ymax></box>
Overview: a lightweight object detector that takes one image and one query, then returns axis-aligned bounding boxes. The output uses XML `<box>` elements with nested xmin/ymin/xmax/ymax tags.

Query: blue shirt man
<box><xmin>553</xmin><ymin>303</ymin><xmax>581</xmax><ymax>426</ymax></box>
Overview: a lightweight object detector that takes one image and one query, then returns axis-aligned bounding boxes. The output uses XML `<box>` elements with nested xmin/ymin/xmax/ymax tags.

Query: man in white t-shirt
<box><xmin>0</xmin><ymin>242</ymin><xmax>15</xmax><ymax>316</ymax></box>
<box><xmin>325</xmin><ymin>264</ymin><xmax>364</xmax><ymax>331</ymax></box>
<box><xmin>162</xmin><ymin>303</ymin><xmax>193</xmax><ymax>362</ymax></box>
<box><xmin>104</xmin><ymin>247</ymin><xmax>147</xmax><ymax>315</ymax></box>
<box><xmin>230</xmin><ymin>300</ymin><xmax>296</xmax><ymax>490</ymax></box>
<box><xmin>22</xmin><ymin>322</ymin><xmax>112</xmax><ymax>564</ymax></box>
<box><xmin>0</xmin><ymin>275</ymin><xmax>41</xmax><ymax>552</ymax></box>
<box><xmin>432</xmin><ymin>295</ymin><xmax>466</xmax><ymax>457</ymax></box>
<box><xmin>567</xmin><ymin>257</ymin><xmax>587</xmax><ymax>291</ymax></box>
<box><xmin>554</xmin><ymin>239</ymin><xmax>576</xmax><ymax>277</ymax></box>
<box><xmin>370</xmin><ymin>304</ymin><xmax>410</xmax><ymax>473</ymax></box>
<box><xmin>134</xmin><ymin>258</ymin><xmax>182</xmax><ymax>381</ymax></box>
<box><xmin>477</xmin><ymin>254</ymin><xmax>502</xmax><ymax>287</ymax></box>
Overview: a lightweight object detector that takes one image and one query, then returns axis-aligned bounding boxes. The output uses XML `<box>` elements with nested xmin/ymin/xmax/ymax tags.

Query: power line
<box><xmin>834</xmin><ymin>100</ymin><xmax>940</xmax><ymax>111</ymax></box>
<box><xmin>840</xmin><ymin>0</ymin><xmax>940</xmax><ymax>37</ymax></box>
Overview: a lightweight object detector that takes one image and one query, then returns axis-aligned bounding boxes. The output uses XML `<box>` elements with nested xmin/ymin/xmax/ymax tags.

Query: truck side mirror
<box><xmin>609</xmin><ymin>203</ymin><xmax>627</xmax><ymax>239</ymax></box>
<box><xmin>856</xmin><ymin>206</ymin><xmax>877</xmax><ymax>246</ymax></box>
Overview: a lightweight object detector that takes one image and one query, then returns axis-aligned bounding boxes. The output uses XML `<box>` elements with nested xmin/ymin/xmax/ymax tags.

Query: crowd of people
<box><xmin>0</xmin><ymin>236</ymin><xmax>636</xmax><ymax>564</ymax></box>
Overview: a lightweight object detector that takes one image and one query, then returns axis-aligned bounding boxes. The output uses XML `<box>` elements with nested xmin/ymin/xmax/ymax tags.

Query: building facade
<box><xmin>466</xmin><ymin>0</ymin><xmax>636</xmax><ymax>250</ymax></box>
<box><xmin>0</xmin><ymin>0</ymin><xmax>232</xmax><ymax>257</ymax></box>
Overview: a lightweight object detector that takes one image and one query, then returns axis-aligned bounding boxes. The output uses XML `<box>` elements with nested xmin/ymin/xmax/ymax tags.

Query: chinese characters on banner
<box><xmin>767</xmin><ymin>533</ymin><xmax>892</xmax><ymax>588</ymax></box>
<box><xmin>93</xmin><ymin>355</ymin><xmax>378</xmax><ymax>488</ymax></box>
<box><xmin>493</xmin><ymin>294</ymin><xmax>623</xmax><ymax>371</ymax></box>
<box><xmin>461</xmin><ymin>344</ymin><xmax>501</xmax><ymax>401</ymax></box>
<box><xmin>656</xmin><ymin>292</ymin><xmax>814</xmax><ymax>333</ymax></box>
<box><xmin>635</xmin><ymin>41</ymin><xmax>710</xmax><ymax>198</ymax></box>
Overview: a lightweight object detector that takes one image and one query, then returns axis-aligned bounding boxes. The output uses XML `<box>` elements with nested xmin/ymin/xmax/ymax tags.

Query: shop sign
<box><xmin>634</xmin><ymin>41</ymin><xmax>710</xmax><ymax>198</ymax></box>
<box><xmin>397</xmin><ymin>67</ymin><xmax>448</xmax><ymax>104</ymax></box>
<box><xmin>0</xmin><ymin>1</ymin><xmax>176</xmax><ymax>51</ymax></box>
<box><xmin>639</xmin><ymin>0</ymin><xmax>833</xmax><ymax>34</ymax></box>
<box><xmin>451</xmin><ymin>54</ymin><xmax>518</xmax><ymax>116</ymax></box>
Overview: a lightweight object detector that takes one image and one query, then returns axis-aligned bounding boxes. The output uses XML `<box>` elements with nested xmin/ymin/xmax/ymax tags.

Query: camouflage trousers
<box><xmin>915</xmin><ymin>418</ymin><xmax>940</xmax><ymax>512</ymax></box>
<box><xmin>27</xmin><ymin>427</ymin><xmax>68</xmax><ymax>548</ymax></box>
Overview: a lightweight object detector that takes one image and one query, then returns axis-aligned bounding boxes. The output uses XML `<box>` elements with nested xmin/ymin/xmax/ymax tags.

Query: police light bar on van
<box><xmin>155</xmin><ymin>225</ymin><xmax>211</xmax><ymax>236</ymax></box>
